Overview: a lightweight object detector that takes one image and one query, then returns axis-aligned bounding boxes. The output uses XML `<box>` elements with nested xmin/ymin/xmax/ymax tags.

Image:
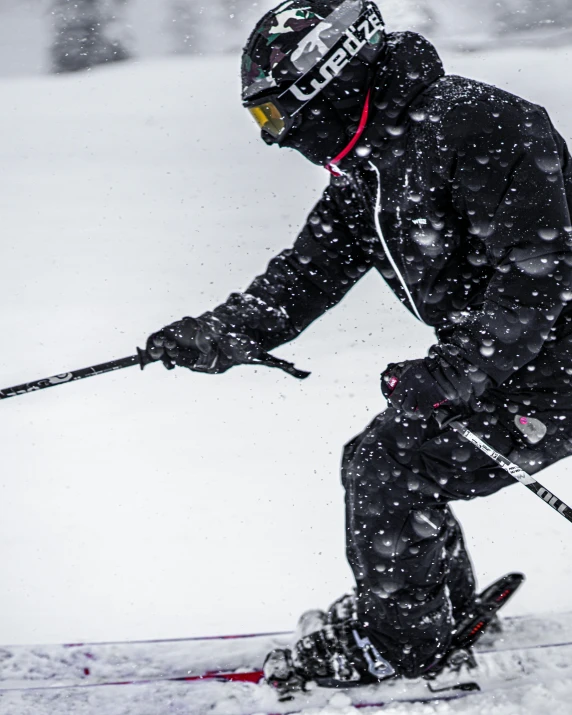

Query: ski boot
<box><xmin>289</xmin><ymin>590</ymin><xmax>358</xmax><ymax>648</ymax></box>
<box><xmin>264</xmin><ymin>573</ymin><xmax>524</xmax><ymax>700</ymax></box>
<box><xmin>263</xmin><ymin>619</ymin><xmax>396</xmax><ymax>700</ymax></box>
<box><xmin>265</xmin><ymin>589</ymin><xmax>395</xmax><ymax>700</ymax></box>
<box><xmin>326</xmin><ymin>591</ymin><xmax>358</xmax><ymax>624</ymax></box>
<box><xmin>262</xmin><ymin>648</ymin><xmax>307</xmax><ymax>701</ymax></box>
<box><xmin>424</xmin><ymin>572</ymin><xmax>525</xmax><ymax>679</ymax></box>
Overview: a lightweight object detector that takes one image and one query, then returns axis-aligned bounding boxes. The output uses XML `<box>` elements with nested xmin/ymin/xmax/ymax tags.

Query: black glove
<box><xmin>381</xmin><ymin>359</ymin><xmax>451</xmax><ymax>419</ymax></box>
<box><xmin>147</xmin><ymin>316</ymin><xmax>262</xmax><ymax>373</ymax></box>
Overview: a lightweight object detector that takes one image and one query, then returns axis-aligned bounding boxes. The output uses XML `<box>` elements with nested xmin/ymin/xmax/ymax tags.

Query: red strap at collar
<box><xmin>326</xmin><ymin>89</ymin><xmax>372</xmax><ymax>177</ymax></box>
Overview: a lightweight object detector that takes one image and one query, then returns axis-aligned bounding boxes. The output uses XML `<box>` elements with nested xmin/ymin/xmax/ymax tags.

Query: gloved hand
<box><xmin>381</xmin><ymin>359</ymin><xmax>451</xmax><ymax>419</ymax></box>
<box><xmin>146</xmin><ymin>316</ymin><xmax>262</xmax><ymax>373</ymax></box>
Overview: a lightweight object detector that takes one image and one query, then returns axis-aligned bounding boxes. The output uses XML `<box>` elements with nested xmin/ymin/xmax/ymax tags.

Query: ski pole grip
<box><xmin>434</xmin><ymin>408</ymin><xmax>461</xmax><ymax>430</ymax></box>
<box><xmin>137</xmin><ymin>347</ymin><xmax>159</xmax><ymax>370</ymax></box>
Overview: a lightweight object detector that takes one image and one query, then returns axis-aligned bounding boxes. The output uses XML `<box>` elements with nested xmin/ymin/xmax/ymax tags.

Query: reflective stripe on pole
<box><xmin>448</xmin><ymin>418</ymin><xmax>572</xmax><ymax>526</ymax></box>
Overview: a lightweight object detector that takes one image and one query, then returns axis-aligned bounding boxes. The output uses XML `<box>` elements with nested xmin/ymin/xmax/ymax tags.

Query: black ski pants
<box><xmin>342</xmin><ymin>405</ymin><xmax>572</xmax><ymax>677</ymax></box>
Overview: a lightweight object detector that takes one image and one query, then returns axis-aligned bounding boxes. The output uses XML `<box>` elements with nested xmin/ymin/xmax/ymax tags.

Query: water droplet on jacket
<box><xmin>409</xmin><ymin>110</ymin><xmax>427</xmax><ymax>122</ymax></box>
<box><xmin>356</xmin><ymin>145</ymin><xmax>372</xmax><ymax>157</ymax></box>
<box><xmin>538</xmin><ymin>228</ymin><xmax>559</xmax><ymax>240</ymax></box>
<box><xmin>535</xmin><ymin>155</ymin><xmax>560</xmax><ymax>174</ymax></box>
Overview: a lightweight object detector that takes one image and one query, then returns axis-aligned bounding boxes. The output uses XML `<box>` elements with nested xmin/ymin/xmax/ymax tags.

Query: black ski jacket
<box><xmin>208</xmin><ymin>33</ymin><xmax>572</xmax><ymax>412</ymax></box>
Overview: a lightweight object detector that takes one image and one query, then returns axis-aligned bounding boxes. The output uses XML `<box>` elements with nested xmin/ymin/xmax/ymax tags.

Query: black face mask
<box><xmin>274</xmin><ymin>95</ymin><xmax>351</xmax><ymax>165</ymax></box>
<box><xmin>264</xmin><ymin>58</ymin><xmax>373</xmax><ymax>166</ymax></box>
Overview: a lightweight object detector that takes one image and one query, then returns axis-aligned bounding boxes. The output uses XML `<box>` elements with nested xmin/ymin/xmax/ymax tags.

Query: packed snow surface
<box><xmin>2</xmin><ymin>613</ymin><xmax>572</xmax><ymax>714</ymax></box>
<box><xmin>1</xmin><ymin>43</ymin><xmax>572</xmax><ymax>714</ymax></box>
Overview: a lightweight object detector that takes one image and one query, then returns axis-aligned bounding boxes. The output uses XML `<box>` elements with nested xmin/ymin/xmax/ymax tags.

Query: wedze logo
<box><xmin>289</xmin><ymin>10</ymin><xmax>383</xmax><ymax>102</ymax></box>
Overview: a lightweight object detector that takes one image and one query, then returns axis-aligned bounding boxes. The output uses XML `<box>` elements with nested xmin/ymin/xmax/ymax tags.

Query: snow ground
<box><xmin>1</xmin><ymin>41</ymin><xmax>572</xmax><ymax>713</ymax></box>
<box><xmin>2</xmin><ymin>613</ymin><xmax>572</xmax><ymax>714</ymax></box>
<box><xmin>0</xmin><ymin>613</ymin><xmax>572</xmax><ymax>715</ymax></box>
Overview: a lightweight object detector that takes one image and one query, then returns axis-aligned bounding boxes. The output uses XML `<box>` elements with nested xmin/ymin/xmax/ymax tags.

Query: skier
<box><xmin>146</xmin><ymin>0</ymin><xmax>572</xmax><ymax>686</ymax></box>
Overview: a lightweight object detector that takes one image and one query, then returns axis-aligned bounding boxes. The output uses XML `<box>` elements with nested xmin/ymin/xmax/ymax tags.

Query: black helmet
<box><xmin>242</xmin><ymin>0</ymin><xmax>385</xmax><ymax>149</ymax></box>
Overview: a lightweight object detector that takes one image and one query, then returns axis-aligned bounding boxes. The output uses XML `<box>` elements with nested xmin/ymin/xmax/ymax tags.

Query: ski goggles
<box><xmin>247</xmin><ymin>100</ymin><xmax>288</xmax><ymax>140</ymax></box>
<box><xmin>243</xmin><ymin>0</ymin><xmax>384</xmax><ymax>141</ymax></box>
<box><xmin>245</xmin><ymin>88</ymin><xmax>304</xmax><ymax>141</ymax></box>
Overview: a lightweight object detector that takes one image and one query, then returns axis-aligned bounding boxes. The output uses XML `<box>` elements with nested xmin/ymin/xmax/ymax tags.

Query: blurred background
<box><xmin>1</xmin><ymin>0</ymin><xmax>572</xmax><ymax>77</ymax></box>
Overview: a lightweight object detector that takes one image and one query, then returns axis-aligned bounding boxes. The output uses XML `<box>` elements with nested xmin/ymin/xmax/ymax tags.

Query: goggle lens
<box><xmin>248</xmin><ymin>102</ymin><xmax>286</xmax><ymax>139</ymax></box>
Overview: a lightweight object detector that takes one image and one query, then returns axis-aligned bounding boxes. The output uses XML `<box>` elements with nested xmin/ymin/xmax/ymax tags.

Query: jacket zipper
<box><xmin>368</xmin><ymin>161</ymin><xmax>425</xmax><ymax>323</ymax></box>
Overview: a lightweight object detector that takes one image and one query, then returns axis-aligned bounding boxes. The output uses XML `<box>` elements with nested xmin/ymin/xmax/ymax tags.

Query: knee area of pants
<box><xmin>375</xmin><ymin>508</ymin><xmax>447</xmax><ymax>556</ymax></box>
<box><xmin>360</xmin><ymin>578</ymin><xmax>448</xmax><ymax>621</ymax></box>
<box><xmin>407</xmin><ymin>508</ymin><xmax>447</xmax><ymax>540</ymax></box>
<box><xmin>370</xmin><ymin>531</ymin><xmax>436</xmax><ymax>567</ymax></box>
<box><xmin>342</xmin><ymin>465</ymin><xmax>402</xmax><ymax>496</ymax></box>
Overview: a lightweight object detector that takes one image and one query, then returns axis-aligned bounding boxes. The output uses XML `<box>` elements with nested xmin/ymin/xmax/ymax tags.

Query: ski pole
<box><xmin>0</xmin><ymin>349</ymin><xmax>152</xmax><ymax>401</ymax></box>
<box><xmin>385</xmin><ymin>376</ymin><xmax>572</xmax><ymax>525</ymax></box>
<box><xmin>441</xmin><ymin>414</ymin><xmax>572</xmax><ymax>526</ymax></box>
<box><xmin>0</xmin><ymin>349</ymin><xmax>309</xmax><ymax>402</ymax></box>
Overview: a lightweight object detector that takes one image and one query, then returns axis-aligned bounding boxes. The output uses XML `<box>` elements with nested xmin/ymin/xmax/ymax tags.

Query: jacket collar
<box><xmin>339</xmin><ymin>32</ymin><xmax>445</xmax><ymax>170</ymax></box>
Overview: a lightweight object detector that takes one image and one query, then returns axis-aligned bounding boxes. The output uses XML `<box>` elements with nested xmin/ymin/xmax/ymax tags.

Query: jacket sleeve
<box><xmin>430</xmin><ymin>100</ymin><xmax>572</xmax><ymax>402</ymax></box>
<box><xmin>203</xmin><ymin>180</ymin><xmax>376</xmax><ymax>352</ymax></box>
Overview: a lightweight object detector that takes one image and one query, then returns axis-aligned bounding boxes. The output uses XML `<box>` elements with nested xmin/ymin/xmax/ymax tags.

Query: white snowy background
<box><xmin>1</xmin><ymin>2</ymin><xmax>572</xmax><ymax>713</ymax></box>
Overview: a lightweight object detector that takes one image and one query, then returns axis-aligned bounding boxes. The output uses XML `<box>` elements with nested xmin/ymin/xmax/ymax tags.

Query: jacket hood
<box><xmin>344</xmin><ymin>32</ymin><xmax>445</xmax><ymax>167</ymax></box>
